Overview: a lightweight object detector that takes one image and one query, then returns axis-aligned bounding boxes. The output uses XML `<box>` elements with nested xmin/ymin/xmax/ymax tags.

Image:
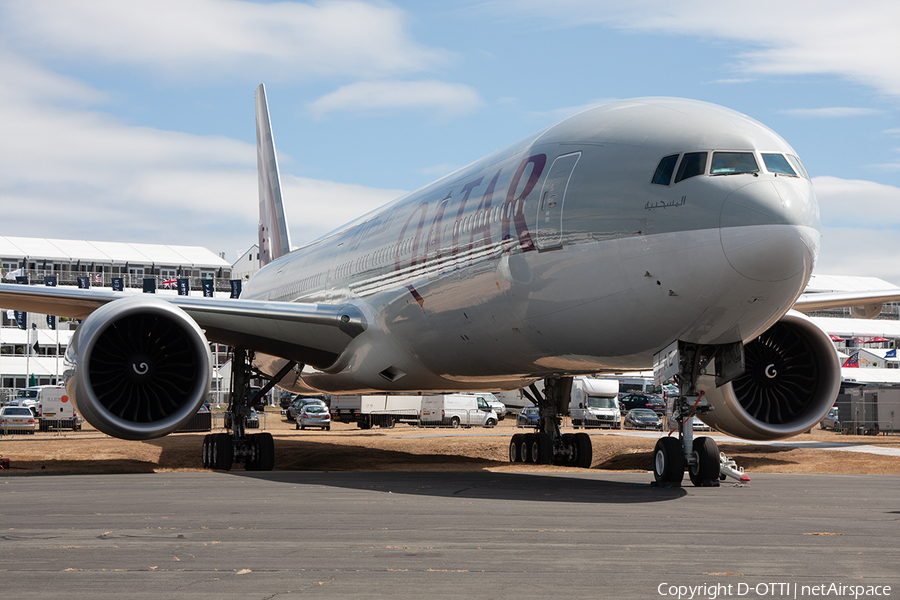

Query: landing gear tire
<box><xmin>653</xmin><ymin>437</ymin><xmax>684</xmax><ymax>485</ymax></box>
<box><xmin>509</xmin><ymin>434</ymin><xmax>523</xmax><ymax>462</ymax></box>
<box><xmin>520</xmin><ymin>433</ymin><xmax>534</xmax><ymax>463</ymax></box>
<box><xmin>531</xmin><ymin>432</ymin><xmax>553</xmax><ymax>465</ymax></box>
<box><xmin>201</xmin><ymin>434</ymin><xmax>211</xmax><ymax>468</ymax></box>
<box><xmin>211</xmin><ymin>433</ymin><xmax>233</xmax><ymax>471</ymax></box>
<box><xmin>574</xmin><ymin>432</ymin><xmax>592</xmax><ymax>469</ymax></box>
<box><xmin>245</xmin><ymin>432</ymin><xmax>275</xmax><ymax>471</ymax></box>
<box><xmin>688</xmin><ymin>436</ymin><xmax>720</xmax><ymax>487</ymax></box>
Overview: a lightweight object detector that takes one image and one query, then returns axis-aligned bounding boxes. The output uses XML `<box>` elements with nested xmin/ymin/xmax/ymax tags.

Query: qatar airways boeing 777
<box><xmin>2</xmin><ymin>85</ymin><xmax>896</xmax><ymax>485</ymax></box>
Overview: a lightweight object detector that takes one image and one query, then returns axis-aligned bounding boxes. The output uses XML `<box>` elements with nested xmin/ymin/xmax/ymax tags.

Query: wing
<box><xmin>792</xmin><ymin>289</ymin><xmax>900</xmax><ymax>317</ymax></box>
<box><xmin>0</xmin><ymin>282</ymin><xmax>366</xmax><ymax>369</ymax></box>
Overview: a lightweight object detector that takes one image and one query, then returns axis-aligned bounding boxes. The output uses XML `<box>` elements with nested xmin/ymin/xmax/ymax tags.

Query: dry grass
<box><xmin>2</xmin><ymin>415</ymin><xmax>898</xmax><ymax>476</ymax></box>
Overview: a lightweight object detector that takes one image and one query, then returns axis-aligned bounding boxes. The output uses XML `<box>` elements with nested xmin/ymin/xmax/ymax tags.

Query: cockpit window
<box><xmin>785</xmin><ymin>155</ymin><xmax>810</xmax><ymax>180</ymax></box>
<box><xmin>651</xmin><ymin>154</ymin><xmax>679</xmax><ymax>185</ymax></box>
<box><xmin>762</xmin><ymin>153</ymin><xmax>797</xmax><ymax>176</ymax></box>
<box><xmin>674</xmin><ymin>152</ymin><xmax>707</xmax><ymax>183</ymax></box>
<box><xmin>710</xmin><ymin>152</ymin><xmax>759</xmax><ymax>175</ymax></box>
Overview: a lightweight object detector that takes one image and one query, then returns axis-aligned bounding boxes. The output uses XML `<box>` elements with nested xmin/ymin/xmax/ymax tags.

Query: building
<box><xmin>232</xmin><ymin>244</ymin><xmax>260</xmax><ymax>282</ymax></box>
<box><xmin>1</xmin><ymin>236</ymin><xmax>236</xmax><ymax>400</ymax></box>
<box><xmin>1</xmin><ymin>236</ymin><xmax>232</xmax><ymax>290</ymax></box>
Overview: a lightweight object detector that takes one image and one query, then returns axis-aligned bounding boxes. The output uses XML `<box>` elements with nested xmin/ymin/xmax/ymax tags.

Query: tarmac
<box><xmin>1</xmin><ymin>471</ymin><xmax>898</xmax><ymax>599</ymax></box>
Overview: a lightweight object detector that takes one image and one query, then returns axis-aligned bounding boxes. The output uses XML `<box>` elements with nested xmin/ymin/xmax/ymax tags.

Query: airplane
<box><xmin>2</xmin><ymin>85</ymin><xmax>898</xmax><ymax>484</ymax></box>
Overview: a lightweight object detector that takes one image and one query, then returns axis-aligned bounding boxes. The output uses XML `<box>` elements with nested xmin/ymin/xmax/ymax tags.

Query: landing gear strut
<box><xmin>652</xmin><ymin>342</ymin><xmax>724</xmax><ymax>487</ymax></box>
<box><xmin>201</xmin><ymin>348</ymin><xmax>298</xmax><ymax>471</ymax></box>
<box><xmin>508</xmin><ymin>376</ymin><xmax>593</xmax><ymax>468</ymax></box>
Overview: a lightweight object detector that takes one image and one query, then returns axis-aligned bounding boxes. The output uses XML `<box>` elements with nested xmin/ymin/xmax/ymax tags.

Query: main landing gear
<box><xmin>201</xmin><ymin>348</ymin><xmax>298</xmax><ymax>471</ymax></box>
<box><xmin>508</xmin><ymin>376</ymin><xmax>593</xmax><ymax>468</ymax></box>
<box><xmin>652</xmin><ymin>342</ymin><xmax>723</xmax><ymax>487</ymax></box>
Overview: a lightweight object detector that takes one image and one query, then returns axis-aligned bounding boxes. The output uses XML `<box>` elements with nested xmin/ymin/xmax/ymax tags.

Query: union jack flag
<box><xmin>162</xmin><ymin>277</ymin><xmax>178</xmax><ymax>289</ymax></box>
<box><xmin>841</xmin><ymin>352</ymin><xmax>859</xmax><ymax>368</ymax></box>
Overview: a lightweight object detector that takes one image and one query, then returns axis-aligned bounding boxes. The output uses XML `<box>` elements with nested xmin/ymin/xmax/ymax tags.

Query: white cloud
<box><xmin>811</xmin><ymin>179</ymin><xmax>900</xmax><ymax>285</ymax></box>
<box><xmin>817</xmin><ymin>227</ymin><xmax>900</xmax><ymax>286</ymax></box>
<box><xmin>813</xmin><ymin>176</ymin><xmax>900</xmax><ymax>228</ymax></box>
<box><xmin>480</xmin><ymin>0</ymin><xmax>900</xmax><ymax>99</ymax></box>
<box><xmin>0</xmin><ymin>0</ymin><xmax>449</xmax><ymax>81</ymax></box>
<box><xmin>307</xmin><ymin>80</ymin><xmax>482</xmax><ymax>117</ymax></box>
<box><xmin>780</xmin><ymin>107</ymin><xmax>885</xmax><ymax>118</ymax></box>
<box><xmin>0</xmin><ymin>53</ymin><xmax>405</xmax><ymax>256</ymax></box>
<box><xmin>281</xmin><ymin>176</ymin><xmax>404</xmax><ymax>245</ymax></box>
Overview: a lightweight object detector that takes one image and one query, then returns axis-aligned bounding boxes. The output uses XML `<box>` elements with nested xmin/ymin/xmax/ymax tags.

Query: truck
<box><xmin>569</xmin><ymin>377</ymin><xmax>621</xmax><ymax>429</ymax></box>
<box><xmin>419</xmin><ymin>394</ymin><xmax>498</xmax><ymax>428</ymax></box>
<box><xmin>331</xmin><ymin>394</ymin><xmax>424</xmax><ymax>429</ymax></box>
<box><xmin>33</xmin><ymin>385</ymin><xmax>82</xmax><ymax>431</ymax></box>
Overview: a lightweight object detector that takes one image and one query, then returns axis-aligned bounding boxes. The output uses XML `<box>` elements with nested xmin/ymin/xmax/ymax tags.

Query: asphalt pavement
<box><xmin>1</xmin><ymin>471</ymin><xmax>897</xmax><ymax>599</ymax></box>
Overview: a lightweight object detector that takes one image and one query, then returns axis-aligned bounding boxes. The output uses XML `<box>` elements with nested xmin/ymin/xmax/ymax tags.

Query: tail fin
<box><xmin>255</xmin><ymin>83</ymin><xmax>292</xmax><ymax>267</ymax></box>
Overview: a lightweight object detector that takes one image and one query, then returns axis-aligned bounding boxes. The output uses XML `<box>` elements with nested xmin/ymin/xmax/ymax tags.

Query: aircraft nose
<box><xmin>719</xmin><ymin>179</ymin><xmax>820</xmax><ymax>282</ymax></box>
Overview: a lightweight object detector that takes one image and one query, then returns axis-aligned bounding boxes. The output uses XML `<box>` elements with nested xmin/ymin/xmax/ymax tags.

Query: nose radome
<box><xmin>719</xmin><ymin>180</ymin><xmax>819</xmax><ymax>282</ymax></box>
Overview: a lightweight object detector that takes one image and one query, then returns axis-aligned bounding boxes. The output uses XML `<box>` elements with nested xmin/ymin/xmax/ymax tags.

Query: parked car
<box><xmin>619</xmin><ymin>393</ymin><xmax>665</xmax><ymax>415</ymax></box>
<box><xmin>820</xmin><ymin>407</ymin><xmax>840</xmax><ymax>430</ymax></box>
<box><xmin>0</xmin><ymin>406</ymin><xmax>37</xmax><ymax>434</ymax></box>
<box><xmin>246</xmin><ymin>409</ymin><xmax>260</xmax><ymax>429</ymax></box>
<box><xmin>286</xmin><ymin>397</ymin><xmax>326</xmax><ymax>421</ymax></box>
<box><xmin>298</xmin><ymin>404</ymin><xmax>331</xmax><ymax>430</ymax></box>
<box><xmin>517</xmin><ymin>406</ymin><xmax>540</xmax><ymax>428</ymax></box>
<box><xmin>691</xmin><ymin>416</ymin><xmax>711</xmax><ymax>431</ymax></box>
<box><xmin>624</xmin><ymin>408</ymin><xmax>662</xmax><ymax>430</ymax></box>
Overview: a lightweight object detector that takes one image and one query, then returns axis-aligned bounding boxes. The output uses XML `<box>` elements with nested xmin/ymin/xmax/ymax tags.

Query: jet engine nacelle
<box><xmin>65</xmin><ymin>296</ymin><xmax>212</xmax><ymax>440</ymax></box>
<box><xmin>699</xmin><ymin>311</ymin><xmax>840</xmax><ymax>440</ymax></box>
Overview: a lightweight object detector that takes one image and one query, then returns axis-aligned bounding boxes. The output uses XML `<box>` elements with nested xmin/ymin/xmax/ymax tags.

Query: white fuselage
<box><xmin>243</xmin><ymin>98</ymin><xmax>819</xmax><ymax>394</ymax></box>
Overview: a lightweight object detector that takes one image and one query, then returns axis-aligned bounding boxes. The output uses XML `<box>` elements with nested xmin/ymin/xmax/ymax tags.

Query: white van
<box><xmin>420</xmin><ymin>394</ymin><xmax>498</xmax><ymax>428</ymax></box>
<box><xmin>35</xmin><ymin>385</ymin><xmax>82</xmax><ymax>431</ymax></box>
<box><xmin>569</xmin><ymin>377</ymin><xmax>621</xmax><ymax>429</ymax></box>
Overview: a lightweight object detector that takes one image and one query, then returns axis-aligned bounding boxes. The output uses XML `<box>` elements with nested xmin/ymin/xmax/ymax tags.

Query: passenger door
<box><xmin>535</xmin><ymin>152</ymin><xmax>581</xmax><ymax>251</ymax></box>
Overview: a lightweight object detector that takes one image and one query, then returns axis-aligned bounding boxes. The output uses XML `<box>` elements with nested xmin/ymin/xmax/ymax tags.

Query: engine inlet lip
<box><xmin>719</xmin><ymin>311</ymin><xmax>841</xmax><ymax>439</ymax></box>
<box><xmin>70</xmin><ymin>296</ymin><xmax>212</xmax><ymax>440</ymax></box>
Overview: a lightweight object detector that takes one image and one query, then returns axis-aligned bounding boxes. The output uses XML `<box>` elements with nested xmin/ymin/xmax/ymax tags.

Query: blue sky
<box><xmin>2</xmin><ymin>0</ymin><xmax>899</xmax><ymax>283</ymax></box>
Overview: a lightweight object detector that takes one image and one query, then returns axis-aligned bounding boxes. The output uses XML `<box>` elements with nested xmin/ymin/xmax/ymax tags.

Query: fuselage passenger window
<box><xmin>762</xmin><ymin>153</ymin><xmax>797</xmax><ymax>176</ymax></box>
<box><xmin>651</xmin><ymin>154</ymin><xmax>679</xmax><ymax>185</ymax></box>
<box><xmin>674</xmin><ymin>152</ymin><xmax>707</xmax><ymax>183</ymax></box>
<box><xmin>710</xmin><ymin>152</ymin><xmax>759</xmax><ymax>175</ymax></box>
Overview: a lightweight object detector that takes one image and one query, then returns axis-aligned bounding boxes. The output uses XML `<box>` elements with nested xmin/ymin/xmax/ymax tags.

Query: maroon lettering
<box><xmin>452</xmin><ymin>176</ymin><xmax>484</xmax><ymax>261</ymax></box>
<box><xmin>501</xmin><ymin>154</ymin><xmax>546</xmax><ymax>252</ymax></box>
<box><xmin>395</xmin><ymin>201</ymin><xmax>428</xmax><ymax>272</ymax></box>
<box><xmin>468</xmin><ymin>170</ymin><xmax>501</xmax><ymax>249</ymax></box>
<box><xmin>427</xmin><ymin>196</ymin><xmax>450</xmax><ymax>266</ymax></box>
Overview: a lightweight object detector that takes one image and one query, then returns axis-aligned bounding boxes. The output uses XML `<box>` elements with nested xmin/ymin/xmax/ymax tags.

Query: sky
<box><xmin>1</xmin><ymin>0</ymin><xmax>899</xmax><ymax>284</ymax></box>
